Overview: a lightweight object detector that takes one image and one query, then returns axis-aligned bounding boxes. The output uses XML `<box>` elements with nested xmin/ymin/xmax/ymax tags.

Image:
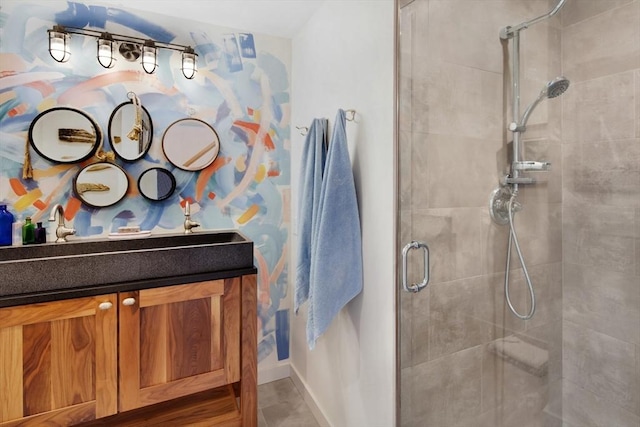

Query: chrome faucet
<box><xmin>183</xmin><ymin>201</ymin><xmax>200</xmax><ymax>234</ymax></box>
<box><xmin>48</xmin><ymin>204</ymin><xmax>76</xmax><ymax>243</ymax></box>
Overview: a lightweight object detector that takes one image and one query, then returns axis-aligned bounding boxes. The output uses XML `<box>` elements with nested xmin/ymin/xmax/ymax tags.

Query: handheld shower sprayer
<box><xmin>510</xmin><ymin>76</ymin><xmax>570</xmax><ymax>132</ymax></box>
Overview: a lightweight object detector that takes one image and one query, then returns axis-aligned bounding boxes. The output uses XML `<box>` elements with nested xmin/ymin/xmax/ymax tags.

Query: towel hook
<box><xmin>345</xmin><ymin>109</ymin><xmax>356</xmax><ymax>121</ymax></box>
<box><xmin>296</xmin><ymin>126</ymin><xmax>309</xmax><ymax>136</ymax></box>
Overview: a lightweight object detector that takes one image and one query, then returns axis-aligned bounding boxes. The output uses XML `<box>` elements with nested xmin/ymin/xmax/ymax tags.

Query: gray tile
<box><xmin>562</xmin><ymin>1</ymin><xmax>640</xmax><ymax>82</ymax></box>
<box><xmin>407</xmin><ymin>346</ymin><xmax>483</xmax><ymax>427</ymax></box>
<box><xmin>563</xmin><ymin>321</ymin><xmax>639</xmax><ymax>413</ymax></box>
<box><xmin>258</xmin><ymin>378</ymin><xmax>321</xmax><ymax>427</ymax></box>
<box><xmin>562</xmin><ymin>72</ymin><xmax>637</xmax><ymax>144</ymax></box>
<box><xmin>563</xmin><ymin>262</ymin><xmax>640</xmax><ymax>345</ymax></box>
<box><xmin>562</xmin><ymin>379</ymin><xmax>640</xmax><ymax>427</ymax></box>
<box><xmin>258</xmin><ymin>378</ymin><xmax>304</xmax><ymax>409</ymax></box>
<box><xmin>261</xmin><ymin>398</ymin><xmax>321</xmax><ymax>427</ymax></box>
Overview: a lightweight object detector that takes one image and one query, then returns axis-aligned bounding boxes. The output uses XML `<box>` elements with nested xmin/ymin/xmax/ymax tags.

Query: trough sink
<box><xmin>0</xmin><ymin>230</ymin><xmax>254</xmax><ymax>298</ymax></box>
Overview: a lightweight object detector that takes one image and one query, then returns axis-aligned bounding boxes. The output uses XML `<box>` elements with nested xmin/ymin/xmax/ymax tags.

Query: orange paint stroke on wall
<box><xmin>269</xmin><ymin>243</ymin><xmax>287</xmax><ymax>286</ymax></box>
<box><xmin>254</xmin><ymin>249</ymin><xmax>271</xmax><ymax>307</ymax></box>
<box><xmin>217</xmin><ymin>125</ymin><xmax>264</xmax><ymax>210</ymax></box>
<box><xmin>195</xmin><ymin>156</ymin><xmax>230</xmax><ymax>202</ymax></box>
<box><xmin>8</xmin><ymin>103</ymin><xmax>27</xmax><ymax>117</ymax></box>
<box><xmin>9</xmin><ymin>178</ymin><xmax>27</xmax><ymax>196</ymax></box>
<box><xmin>233</xmin><ymin>121</ymin><xmax>275</xmax><ymax>150</ymax></box>
<box><xmin>65</xmin><ymin>197</ymin><xmax>82</xmax><ymax>220</ymax></box>
<box><xmin>32</xmin><ymin>164</ymin><xmax>74</xmax><ymax>179</ymax></box>
<box><xmin>25</xmin><ymin>81</ymin><xmax>55</xmax><ymax>97</ymax></box>
<box><xmin>33</xmin><ymin>200</ymin><xmax>46</xmax><ymax>210</ymax></box>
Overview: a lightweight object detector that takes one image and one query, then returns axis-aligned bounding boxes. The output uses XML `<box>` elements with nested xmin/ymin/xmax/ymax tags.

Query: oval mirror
<box><xmin>138</xmin><ymin>167</ymin><xmax>176</xmax><ymax>202</ymax></box>
<box><xmin>162</xmin><ymin>118</ymin><xmax>220</xmax><ymax>171</ymax></box>
<box><xmin>29</xmin><ymin>107</ymin><xmax>101</xmax><ymax>163</ymax></box>
<box><xmin>108</xmin><ymin>101</ymin><xmax>153</xmax><ymax>162</ymax></box>
<box><xmin>73</xmin><ymin>162</ymin><xmax>129</xmax><ymax>208</ymax></box>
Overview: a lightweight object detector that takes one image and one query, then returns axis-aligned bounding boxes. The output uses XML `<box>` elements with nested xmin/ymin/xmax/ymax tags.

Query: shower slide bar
<box><xmin>296</xmin><ymin>109</ymin><xmax>356</xmax><ymax>135</ymax></box>
<box><xmin>500</xmin><ymin>0</ymin><xmax>567</xmax><ymax>39</ymax></box>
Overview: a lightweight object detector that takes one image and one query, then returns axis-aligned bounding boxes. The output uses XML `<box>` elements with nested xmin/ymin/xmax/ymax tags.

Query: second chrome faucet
<box><xmin>49</xmin><ymin>204</ymin><xmax>76</xmax><ymax>243</ymax></box>
<box><xmin>183</xmin><ymin>201</ymin><xmax>200</xmax><ymax>234</ymax></box>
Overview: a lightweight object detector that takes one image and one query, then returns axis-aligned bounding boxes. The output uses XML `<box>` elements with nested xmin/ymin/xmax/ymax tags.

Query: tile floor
<box><xmin>258</xmin><ymin>378</ymin><xmax>321</xmax><ymax>427</ymax></box>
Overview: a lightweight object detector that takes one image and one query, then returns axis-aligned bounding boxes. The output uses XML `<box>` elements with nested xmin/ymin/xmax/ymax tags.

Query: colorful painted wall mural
<box><xmin>0</xmin><ymin>1</ymin><xmax>291</xmax><ymax>367</ymax></box>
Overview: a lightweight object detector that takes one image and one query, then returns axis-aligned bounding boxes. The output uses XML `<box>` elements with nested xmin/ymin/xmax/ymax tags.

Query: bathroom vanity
<box><xmin>0</xmin><ymin>231</ymin><xmax>257</xmax><ymax>427</ymax></box>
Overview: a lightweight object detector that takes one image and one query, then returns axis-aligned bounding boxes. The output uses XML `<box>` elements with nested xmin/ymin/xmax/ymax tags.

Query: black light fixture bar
<box><xmin>48</xmin><ymin>25</ymin><xmax>198</xmax><ymax>78</ymax></box>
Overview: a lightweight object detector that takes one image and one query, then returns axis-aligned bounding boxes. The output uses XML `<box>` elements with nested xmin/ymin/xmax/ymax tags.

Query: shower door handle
<box><xmin>402</xmin><ymin>241</ymin><xmax>430</xmax><ymax>293</ymax></box>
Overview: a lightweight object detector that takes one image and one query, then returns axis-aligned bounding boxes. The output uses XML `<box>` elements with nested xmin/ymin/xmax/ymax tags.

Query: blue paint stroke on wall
<box><xmin>275</xmin><ymin>309</ymin><xmax>290</xmax><ymax>361</ymax></box>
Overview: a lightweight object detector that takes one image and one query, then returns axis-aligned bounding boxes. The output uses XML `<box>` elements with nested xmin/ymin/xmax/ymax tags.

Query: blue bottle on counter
<box><xmin>0</xmin><ymin>204</ymin><xmax>14</xmax><ymax>246</ymax></box>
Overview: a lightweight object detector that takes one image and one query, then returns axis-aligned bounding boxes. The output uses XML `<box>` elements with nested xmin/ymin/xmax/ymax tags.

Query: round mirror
<box><xmin>162</xmin><ymin>118</ymin><xmax>220</xmax><ymax>171</ymax></box>
<box><xmin>29</xmin><ymin>107</ymin><xmax>101</xmax><ymax>163</ymax></box>
<box><xmin>138</xmin><ymin>168</ymin><xmax>176</xmax><ymax>201</ymax></box>
<box><xmin>108</xmin><ymin>101</ymin><xmax>153</xmax><ymax>162</ymax></box>
<box><xmin>73</xmin><ymin>162</ymin><xmax>129</xmax><ymax>208</ymax></box>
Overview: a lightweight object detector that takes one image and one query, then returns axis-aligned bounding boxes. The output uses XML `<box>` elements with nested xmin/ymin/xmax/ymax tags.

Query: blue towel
<box><xmin>295</xmin><ymin>118</ymin><xmax>328</xmax><ymax>314</ymax></box>
<box><xmin>307</xmin><ymin>109</ymin><xmax>363</xmax><ymax>349</ymax></box>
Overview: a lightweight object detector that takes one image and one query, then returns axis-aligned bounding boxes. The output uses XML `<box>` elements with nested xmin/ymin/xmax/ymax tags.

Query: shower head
<box><xmin>545</xmin><ymin>76</ymin><xmax>570</xmax><ymax>98</ymax></box>
<box><xmin>518</xmin><ymin>77</ymin><xmax>570</xmax><ymax>129</ymax></box>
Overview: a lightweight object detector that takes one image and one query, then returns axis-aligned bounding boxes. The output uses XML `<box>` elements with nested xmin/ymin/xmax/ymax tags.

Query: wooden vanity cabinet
<box><xmin>0</xmin><ymin>294</ymin><xmax>118</xmax><ymax>426</ymax></box>
<box><xmin>0</xmin><ymin>274</ymin><xmax>257</xmax><ymax>427</ymax></box>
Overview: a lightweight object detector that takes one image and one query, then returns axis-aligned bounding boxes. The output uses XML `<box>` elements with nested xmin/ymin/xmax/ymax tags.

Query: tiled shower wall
<box><xmin>399</xmin><ymin>0</ymin><xmax>563</xmax><ymax>425</ymax></box>
<box><xmin>560</xmin><ymin>1</ymin><xmax>640</xmax><ymax>426</ymax></box>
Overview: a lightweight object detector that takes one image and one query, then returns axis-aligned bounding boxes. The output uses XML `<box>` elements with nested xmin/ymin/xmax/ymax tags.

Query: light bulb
<box><xmin>141</xmin><ymin>41</ymin><xmax>157</xmax><ymax>74</ymax></box>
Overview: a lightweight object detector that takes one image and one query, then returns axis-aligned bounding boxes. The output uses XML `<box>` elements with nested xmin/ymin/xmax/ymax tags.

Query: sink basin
<box><xmin>0</xmin><ymin>230</ymin><xmax>254</xmax><ymax>298</ymax></box>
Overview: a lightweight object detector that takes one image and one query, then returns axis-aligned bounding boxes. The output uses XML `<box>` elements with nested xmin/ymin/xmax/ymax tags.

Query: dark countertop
<box><xmin>0</xmin><ymin>266</ymin><xmax>257</xmax><ymax>308</ymax></box>
<box><xmin>0</xmin><ymin>230</ymin><xmax>256</xmax><ymax>308</ymax></box>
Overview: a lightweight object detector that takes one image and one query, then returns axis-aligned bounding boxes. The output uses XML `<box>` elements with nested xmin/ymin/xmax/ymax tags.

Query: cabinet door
<box><xmin>119</xmin><ymin>278</ymin><xmax>240</xmax><ymax>412</ymax></box>
<box><xmin>0</xmin><ymin>294</ymin><xmax>118</xmax><ymax>426</ymax></box>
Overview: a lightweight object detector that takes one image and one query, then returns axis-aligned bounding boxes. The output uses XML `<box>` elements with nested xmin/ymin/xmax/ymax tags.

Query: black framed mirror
<box><xmin>108</xmin><ymin>101</ymin><xmax>153</xmax><ymax>162</ymax></box>
<box><xmin>162</xmin><ymin>118</ymin><xmax>220</xmax><ymax>171</ymax></box>
<box><xmin>138</xmin><ymin>167</ymin><xmax>176</xmax><ymax>201</ymax></box>
<box><xmin>73</xmin><ymin>162</ymin><xmax>129</xmax><ymax>208</ymax></box>
<box><xmin>29</xmin><ymin>107</ymin><xmax>101</xmax><ymax>163</ymax></box>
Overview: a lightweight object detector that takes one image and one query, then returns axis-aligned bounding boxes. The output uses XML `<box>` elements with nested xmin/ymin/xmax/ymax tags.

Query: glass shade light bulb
<box><xmin>48</xmin><ymin>26</ymin><xmax>70</xmax><ymax>63</ymax></box>
<box><xmin>97</xmin><ymin>34</ymin><xmax>115</xmax><ymax>68</ymax></box>
<box><xmin>141</xmin><ymin>41</ymin><xmax>157</xmax><ymax>74</ymax></box>
<box><xmin>181</xmin><ymin>47</ymin><xmax>197</xmax><ymax>79</ymax></box>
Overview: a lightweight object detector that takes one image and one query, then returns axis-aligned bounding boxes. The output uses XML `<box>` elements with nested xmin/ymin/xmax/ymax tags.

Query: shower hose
<box><xmin>504</xmin><ymin>191</ymin><xmax>536</xmax><ymax>320</ymax></box>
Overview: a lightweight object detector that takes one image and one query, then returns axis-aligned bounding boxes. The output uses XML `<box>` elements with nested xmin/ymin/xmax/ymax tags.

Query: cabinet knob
<box><xmin>122</xmin><ymin>297</ymin><xmax>136</xmax><ymax>306</ymax></box>
<box><xmin>98</xmin><ymin>301</ymin><xmax>113</xmax><ymax>310</ymax></box>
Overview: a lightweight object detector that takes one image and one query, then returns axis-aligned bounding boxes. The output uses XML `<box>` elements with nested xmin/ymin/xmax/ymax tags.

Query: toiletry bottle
<box><xmin>0</xmin><ymin>205</ymin><xmax>14</xmax><ymax>246</ymax></box>
<box><xmin>22</xmin><ymin>216</ymin><xmax>36</xmax><ymax>245</ymax></box>
<box><xmin>35</xmin><ymin>222</ymin><xmax>47</xmax><ymax>244</ymax></box>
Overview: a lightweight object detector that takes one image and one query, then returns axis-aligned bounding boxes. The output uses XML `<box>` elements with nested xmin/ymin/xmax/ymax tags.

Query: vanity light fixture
<box><xmin>141</xmin><ymin>40</ymin><xmax>157</xmax><ymax>74</ymax></box>
<box><xmin>47</xmin><ymin>25</ymin><xmax>198</xmax><ymax>79</ymax></box>
<box><xmin>48</xmin><ymin>25</ymin><xmax>71</xmax><ymax>63</ymax></box>
<box><xmin>97</xmin><ymin>33</ymin><xmax>115</xmax><ymax>68</ymax></box>
<box><xmin>181</xmin><ymin>47</ymin><xmax>197</xmax><ymax>79</ymax></box>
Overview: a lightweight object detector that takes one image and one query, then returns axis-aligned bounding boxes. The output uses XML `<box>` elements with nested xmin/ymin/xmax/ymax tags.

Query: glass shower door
<box><xmin>399</xmin><ymin>0</ymin><xmax>563</xmax><ymax>425</ymax></box>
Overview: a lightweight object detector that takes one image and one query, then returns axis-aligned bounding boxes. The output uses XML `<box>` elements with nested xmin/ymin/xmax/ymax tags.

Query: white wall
<box><xmin>290</xmin><ymin>1</ymin><xmax>396</xmax><ymax>426</ymax></box>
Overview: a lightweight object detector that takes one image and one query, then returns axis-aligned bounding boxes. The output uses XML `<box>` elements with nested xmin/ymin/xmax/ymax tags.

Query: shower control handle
<box><xmin>401</xmin><ymin>241</ymin><xmax>430</xmax><ymax>293</ymax></box>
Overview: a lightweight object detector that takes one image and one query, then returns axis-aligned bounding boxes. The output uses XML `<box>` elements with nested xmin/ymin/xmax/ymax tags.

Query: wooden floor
<box><xmin>80</xmin><ymin>386</ymin><xmax>241</xmax><ymax>427</ymax></box>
